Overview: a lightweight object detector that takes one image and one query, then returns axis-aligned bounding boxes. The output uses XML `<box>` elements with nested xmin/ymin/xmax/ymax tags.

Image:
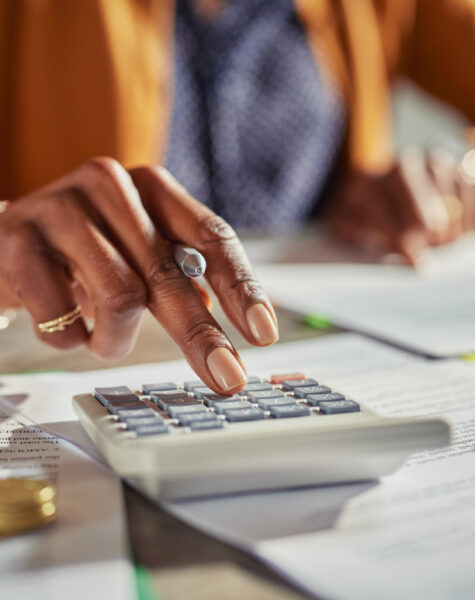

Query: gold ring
<box><xmin>37</xmin><ymin>305</ymin><xmax>82</xmax><ymax>334</ymax></box>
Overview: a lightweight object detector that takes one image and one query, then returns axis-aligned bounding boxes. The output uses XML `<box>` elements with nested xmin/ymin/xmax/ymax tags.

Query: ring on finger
<box><xmin>37</xmin><ymin>305</ymin><xmax>83</xmax><ymax>334</ymax></box>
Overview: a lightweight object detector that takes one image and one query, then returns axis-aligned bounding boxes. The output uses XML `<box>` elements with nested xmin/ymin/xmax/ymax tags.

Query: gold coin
<box><xmin>0</xmin><ymin>478</ymin><xmax>56</xmax><ymax>508</ymax></box>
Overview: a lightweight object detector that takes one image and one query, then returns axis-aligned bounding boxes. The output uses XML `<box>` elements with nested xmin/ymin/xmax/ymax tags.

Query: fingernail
<box><xmin>246</xmin><ymin>303</ymin><xmax>279</xmax><ymax>345</ymax></box>
<box><xmin>207</xmin><ymin>347</ymin><xmax>247</xmax><ymax>392</ymax></box>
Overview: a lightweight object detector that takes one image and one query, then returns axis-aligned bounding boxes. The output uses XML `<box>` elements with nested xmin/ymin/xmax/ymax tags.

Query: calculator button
<box><xmin>155</xmin><ymin>397</ymin><xmax>199</xmax><ymax>411</ymax></box>
<box><xmin>107</xmin><ymin>401</ymin><xmax>146</xmax><ymax>414</ymax></box>
<box><xmin>282</xmin><ymin>379</ymin><xmax>318</xmax><ymax>391</ymax></box>
<box><xmin>246</xmin><ymin>376</ymin><xmax>262</xmax><ymax>384</ymax></box>
<box><xmin>116</xmin><ymin>408</ymin><xmax>157</xmax><ymax>419</ymax></box>
<box><xmin>257</xmin><ymin>396</ymin><xmax>297</xmax><ymax>410</ymax></box>
<box><xmin>318</xmin><ymin>400</ymin><xmax>360</xmax><ymax>414</ymax></box>
<box><xmin>192</xmin><ymin>386</ymin><xmax>214</xmax><ymax>399</ymax></box>
<box><xmin>94</xmin><ymin>386</ymin><xmax>138</xmax><ymax>406</ymax></box>
<box><xmin>238</xmin><ymin>383</ymin><xmax>273</xmax><ymax>395</ymax></box>
<box><xmin>270</xmin><ymin>373</ymin><xmax>306</xmax><ymax>384</ymax></box>
<box><xmin>294</xmin><ymin>385</ymin><xmax>331</xmax><ymax>398</ymax></box>
<box><xmin>246</xmin><ymin>389</ymin><xmax>285</xmax><ymax>401</ymax></box>
<box><xmin>178</xmin><ymin>412</ymin><xmax>220</xmax><ymax>426</ymax></box>
<box><xmin>306</xmin><ymin>393</ymin><xmax>345</xmax><ymax>406</ymax></box>
<box><xmin>123</xmin><ymin>416</ymin><xmax>165</xmax><ymax>429</ymax></box>
<box><xmin>167</xmin><ymin>404</ymin><xmax>208</xmax><ymax>418</ymax></box>
<box><xmin>151</xmin><ymin>390</ymin><xmax>189</xmax><ymax>400</ymax></box>
<box><xmin>142</xmin><ymin>382</ymin><xmax>177</xmax><ymax>394</ymax></box>
<box><xmin>269</xmin><ymin>404</ymin><xmax>311</xmax><ymax>419</ymax></box>
<box><xmin>224</xmin><ymin>408</ymin><xmax>266</xmax><ymax>422</ymax></box>
<box><xmin>203</xmin><ymin>394</ymin><xmax>241</xmax><ymax>407</ymax></box>
<box><xmin>184</xmin><ymin>380</ymin><xmax>204</xmax><ymax>391</ymax></box>
<box><xmin>189</xmin><ymin>420</ymin><xmax>225</xmax><ymax>432</ymax></box>
<box><xmin>214</xmin><ymin>400</ymin><xmax>252</xmax><ymax>414</ymax></box>
<box><xmin>135</xmin><ymin>424</ymin><xmax>170</xmax><ymax>436</ymax></box>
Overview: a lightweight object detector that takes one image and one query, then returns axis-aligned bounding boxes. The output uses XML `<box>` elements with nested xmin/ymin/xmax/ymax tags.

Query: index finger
<box><xmin>130</xmin><ymin>167</ymin><xmax>279</xmax><ymax>347</ymax></box>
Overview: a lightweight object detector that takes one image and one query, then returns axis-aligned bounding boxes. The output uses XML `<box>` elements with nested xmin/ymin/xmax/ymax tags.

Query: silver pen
<box><xmin>173</xmin><ymin>245</ymin><xmax>207</xmax><ymax>278</ymax></box>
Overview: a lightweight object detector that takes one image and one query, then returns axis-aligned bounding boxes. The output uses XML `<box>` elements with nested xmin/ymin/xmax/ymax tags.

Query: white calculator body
<box><xmin>73</xmin><ymin>373</ymin><xmax>450</xmax><ymax>500</ymax></box>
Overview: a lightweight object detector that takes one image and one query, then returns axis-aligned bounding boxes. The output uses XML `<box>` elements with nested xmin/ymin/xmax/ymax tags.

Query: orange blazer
<box><xmin>0</xmin><ymin>0</ymin><xmax>474</xmax><ymax>198</ymax></box>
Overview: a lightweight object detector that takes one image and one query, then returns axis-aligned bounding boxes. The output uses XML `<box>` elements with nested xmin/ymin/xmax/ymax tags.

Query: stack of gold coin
<box><xmin>0</xmin><ymin>478</ymin><xmax>57</xmax><ymax>537</ymax></box>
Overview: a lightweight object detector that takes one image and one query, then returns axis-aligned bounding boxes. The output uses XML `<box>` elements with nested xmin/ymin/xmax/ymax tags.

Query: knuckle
<box><xmin>182</xmin><ymin>320</ymin><xmax>224</xmax><ymax>348</ymax></box>
<box><xmin>5</xmin><ymin>225</ymin><xmax>42</xmax><ymax>265</ymax></box>
<box><xmin>81</xmin><ymin>156</ymin><xmax>128</xmax><ymax>191</ymax></box>
<box><xmin>196</xmin><ymin>214</ymin><xmax>237</xmax><ymax>246</ymax></box>
<box><xmin>146</xmin><ymin>257</ymin><xmax>182</xmax><ymax>290</ymax></box>
<box><xmin>102</xmin><ymin>286</ymin><xmax>147</xmax><ymax>318</ymax></box>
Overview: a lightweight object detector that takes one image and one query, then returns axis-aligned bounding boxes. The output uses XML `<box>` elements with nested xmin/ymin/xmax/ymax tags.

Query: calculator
<box><xmin>73</xmin><ymin>373</ymin><xmax>450</xmax><ymax>499</ymax></box>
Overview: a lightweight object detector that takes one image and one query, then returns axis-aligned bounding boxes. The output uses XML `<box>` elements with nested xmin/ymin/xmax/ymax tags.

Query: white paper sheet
<box><xmin>157</xmin><ymin>335</ymin><xmax>475</xmax><ymax>600</ymax></box>
<box><xmin>256</xmin><ymin>232</ymin><xmax>475</xmax><ymax>357</ymax></box>
<box><xmin>0</xmin><ymin>402</ymin><xmax>135</xmax><ymax>600</ymax></box>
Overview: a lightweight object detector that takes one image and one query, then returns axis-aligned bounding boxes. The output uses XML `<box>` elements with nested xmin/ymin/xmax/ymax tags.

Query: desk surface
<box><xmin>0</xmin><ymin>305</ymin><xmax>328</xmax><ymax>600</ymax></box>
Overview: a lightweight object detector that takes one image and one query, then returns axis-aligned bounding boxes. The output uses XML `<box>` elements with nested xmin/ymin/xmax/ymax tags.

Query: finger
<box><xmin>458</xmin><ymin>150</ymin><xmax>475</xmax><ymax>230</ymax></box>
<box><xmin>31</xmin><ymin>190</ymin><xmax>147</xmax><ymax>360</ymax></box>
<box><xmin>192</xmin><ymin>280</ymin><xmax>213</xmax><ymax>312</ymax></box>
<box><xmin>1</xmin><ymin>224</ymin><xmax>88</xmax><ymax>349</ymax></box>
<box><xmin>129</xmin><ymin>166</ymin><xmax>279</xmax><ymax>348</ymax></box>
<box><xmin>68</xmin><ymin>159</ymin><xmax>247</xmax><ymax>393</ymax></box>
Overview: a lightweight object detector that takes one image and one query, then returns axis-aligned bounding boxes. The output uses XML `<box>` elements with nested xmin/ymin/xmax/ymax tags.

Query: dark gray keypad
<box><xmin>257</xmin><ymin>396</ymin><xmax>297</xmax><ymax>410</ymax></box>
<box><xmin>203</xmin><ymin>394</ymin><xmax>241</xmax><ymax>407</ymax></box>
<box><xmin>247</xmin><ymin>389</ymin><xmax>285</xmax><ymax>401</ymax></box>
<box><xmin>134</xmin><ymin>424</ymin><xmax>169</xmax><ymax>436</ymax></box>
<box><xmin>189</xmin><ymin>420</ymin><xmax>225</xmax><ymax>431</ymax></box>
<box><xmin>224</xmin><ymin>408</ymin><xmax>266</xmax><ymax>422</ymax></box>
<box><xmin>238</xmin><ymin>383</ymin><xmax>273</xmax><ymax>395</ymax></box>
<box><xmin>167</xmin><ymin>404</ymin><xmax>208</xmax><ymax>418</ymax></box>
<box><xmin>95</xmin><ymin>386</ymin><xmax>138</xmax><ymax>406</ymax></box>
<box><xmin>269</xmin><ymin>404</ymin><xmax>311</xmax><ymax>418</ymax></box>
<box><xmin>123</xmin><ymin>416</ymin><xmax>164</xmax><ymax>429</ymax></box>
<box><xmin>155</xmin><ymin>397</ymin><xmax>198</xmax><ymax>411</ymax></box>
<box><xmin>178</xmin><ymin>412</ymin><xmax>220</xmax><ymax>426</ymax></box>
<box><xmin>142</xmin><ymin>382</ymin><xmax>177</xmax><ymax>394</ymax></box>
<box><xmin>306</xmin><ymin>393</ymin><xmax>345</xmax><ymax>406</ymax></box>
<box><xmin>282</xmin><ymin>379</ymin><xmax>318</xmax><ymax>391</ymax></box>
<box><xmin>116</xmin><ymin>408</ymin><xmax>156</xmax><ymax>419</ymax></box>
<box><xmin>192</xmin><ymin>386</ymin><xmax>214</xmax><ymax>398</ymax></box>
<box><xmin>294</xmin><ymin>385</ymin><xmax>331</xmax><ymax>398</ymax></box>
<box><xmin>318</xmin><ymin>400</ymin><xmax>360</xmax><ymax>414</ymax></box>
<box><xmin>214</xmin><ymin>400</ymin><xmax>252</xmax><ymax>414</ymax></box>
<box><xmin>184</xmin><ymin>380</ymin><xmax>204</xmax><ymax>391</ymax></box>
<box><xmin>107</xmin><ymin>401</ymin><xmax>145</xmax><ymax>414</ymax></box>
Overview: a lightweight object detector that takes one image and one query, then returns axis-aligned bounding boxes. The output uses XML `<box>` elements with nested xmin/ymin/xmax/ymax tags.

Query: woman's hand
<box><xmin>324</xmin><ymin>148</ymin><xmax>475</xmax><ymax>265</ymax></box>
<box><xmin>0</xmin><ymin>158</ymin><xmax>278</xmax><ymax>393</ymax></box>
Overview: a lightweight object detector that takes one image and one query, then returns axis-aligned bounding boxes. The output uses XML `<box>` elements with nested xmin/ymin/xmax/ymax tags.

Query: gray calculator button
<box><xmin>294</xmin><ymin>385</ymin><xmax>331</xmax><ymax>398</ymax></box>
<box><xmin>192</xmin><ymin>386</ymin><xmax>214</xmax><ymax>398</ymax></box>
<box><xmin>214</xmin><ymin>400</ymin><xmax>252</xmax><ymax>414</ymax></box>
<box><xmin>142</xmin><ymin>382</ymin><xmax>177</xmax><ymax>394</ymax></box>
<box><xmin>257</xmin><ymin>396</ymin><xmax>297</xmax><ymax>410</ymax></box>
<box><xmin>189</xmin><ymin>420</ymin><xmax>225</xmax><ymax>431</ymax></box>
<box><xmin>269</xmin><ymin>404</ymin><xmax>311</xmax><ymax>418</ymax></box>
<box><xmin>167</xmin><ymin>404</ymin><xmax>208</xmax><ymax>418</ymax></box>
<box><xmin>155</xmin><ymin>397</ymin><xmax>198</xmax><ymax>411</ymax></box>
<box><xmin>224</xmin><ymin>408</ymin><xmax>266</xmax><ymax>422</ymax></box>
<box><xmin>151</xmin><ymin>390</ymin><xmax>189</xmax><ymax>400</ymax></box>
<box><xmin>282</xmin><ymin>379</ymin><xmax>318</xmax><ymax>391</ymax></box>
<box><xmin>95</xmin><ymin>386</ymin><xmax>138</xmax><ymax>406</ymax></box>
<box><xmin>318</xmin><ymin>400</ymin><xmax>360</xmax><ymax>414</ymax></box>
<box><xmin>178</xmin><ymin>412</ymin><xmax>219</xmax><ymax>426</ymax></box>
<box><xmin>135</xmin><ymin>424</ymin><xmax>169</xmax><ymax>436</ymax></box>
<box><xmin>124</xmin><ymin>416</ymin><xmax>164</xmax><ymax>428</ymax></box>
<box><xmin>238</xmin><ymin>383</ymin><xmax>273</xmax><ymax>395</ymax></box>
<box><xmin>246</xmin><ymin>376</ymin><xmax>262</xmax><ymax>384</ymax></box>
<box><xmin>203</xmin><ymin>394</ymin><xmax>241</xmax><ymax>407</ymax></box>
<box><xmin>184</xmin><ymin>380</ymin><xmax>205</xmax><ymax>391</ymax></box>
<box><xmin>107</xmin><ymin>401</ymin><xmax>145</xmax><ymax>414</ymax></box>
<box><xmin>306</xmin><ymin>393</ymin><xmax>345</xmax><ymax>406</ymax></box>
<box><xmin>247</xmin><ymin>389</ymin><xmax>285</xmax><ymax>401</ymax></box>
<box><xmin>116</xmin><ymin>408</ymin><xmax>156</xmax><ymax>419</ymax></box>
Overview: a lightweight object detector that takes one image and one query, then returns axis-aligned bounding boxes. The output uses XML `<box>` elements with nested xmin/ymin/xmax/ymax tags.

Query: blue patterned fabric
<box><xmin>166</xmin><ymin>0</ymin><xmax>346</xmax><ymax>230</ymax></box>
